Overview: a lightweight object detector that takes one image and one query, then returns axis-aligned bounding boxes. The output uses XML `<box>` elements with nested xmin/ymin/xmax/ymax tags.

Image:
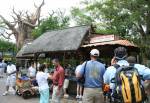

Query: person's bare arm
<box><xmin>76</xmin><ymin>72</ymin><xmax>82</xmax><ymax>78</ymax></box>
<box><xmin>111</xmin><ymin>57</ymin><xmax>116</xmax><ymax>65</ymax></box>
<box><xmin>144</xmin><ymin>80</ymin><xmax>150</xmax><ymax>94</ymax></box>
<box><xmin>8</xmin><ymin>71</ymin><xmax>16</xmax><ymax>76</ymax></box>
<box><xmin>48</xmin><ymin>74</ymin><xmax>53</xmax><ymax>80</ymax></box>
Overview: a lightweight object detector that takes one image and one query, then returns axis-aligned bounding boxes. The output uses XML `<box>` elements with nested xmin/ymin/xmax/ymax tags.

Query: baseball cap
<box><xmin>90</xmin><ymin>49</ymin><xmax>100</xmax><ymax>56</ymax></box>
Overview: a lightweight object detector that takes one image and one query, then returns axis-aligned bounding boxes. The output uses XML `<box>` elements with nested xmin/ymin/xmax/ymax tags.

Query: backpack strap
<box><xmin>113</xmin><ymin>64</ymin><xmax>120</xmax><ymax>69</ymax></box>
<box><xmin>129</xmin><ymin>63</ymin><xmax>135</xmax><ymax>67</ymax></box>
<box><xmin>83</xmin><ymin>61</ymin><xmax>87</xmax><ymax>76</ymax></box>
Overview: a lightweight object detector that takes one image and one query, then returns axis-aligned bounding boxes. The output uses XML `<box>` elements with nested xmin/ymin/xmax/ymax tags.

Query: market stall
<box><xmin>18</xmin><ymin>25</ymin><xmax>139</xmax><ymax>95</ymax></box>
<box><xmin>81</xmin><ymin>34</ymin><xmax>140</xmax><ymax>64</ymax></box>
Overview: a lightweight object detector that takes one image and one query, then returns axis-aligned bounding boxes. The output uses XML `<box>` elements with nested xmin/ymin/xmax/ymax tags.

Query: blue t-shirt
<box><xmin>0</xmin><ymin>62</ymin><xmax>5</xmax><ymax>69</ymax></box>
<box><xmin>79</xmin><ymin>60</ymin><xmax>105</xmax><ymax>88</ymax></box>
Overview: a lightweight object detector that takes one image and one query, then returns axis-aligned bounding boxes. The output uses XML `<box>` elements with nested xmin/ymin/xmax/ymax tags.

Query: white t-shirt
<box><xmin>75</xmin><ymin>64</ymin><xmax>82</xmax><ymax>74</ymax></box>
<box><xmin>36</xmin><ymin>71</ymin><xmax>49</xmax><ymax>91</ymax></box>
<box><xmin>7</xmin><ymin>64</ymin><xmax>16</xmax><ymax>76</ymax></box>
<box><xmin>28</xmin><ymin>66</ymin><xmax>36</xmax><ymax>77</ymax></box>
<box><xmin>44</xmin><ymin>68</ymin><xmax>48</xmax><ymax>73</ymax></box>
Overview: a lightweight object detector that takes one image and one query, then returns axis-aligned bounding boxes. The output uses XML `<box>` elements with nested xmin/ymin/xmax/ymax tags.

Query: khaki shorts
<box><xmin>63</xmin><ymin>79</ymin><xmax>69</xmax><ymax>89</ymax></box>
<box><xmin>52</xmin><ymin>85</ymin><xmax>63</xmax><ymax>103</ymax></box>
<box><xmin>83</xmin><ymin>88</ymin><xmax>104</xmax><ymax>103</ymax></box>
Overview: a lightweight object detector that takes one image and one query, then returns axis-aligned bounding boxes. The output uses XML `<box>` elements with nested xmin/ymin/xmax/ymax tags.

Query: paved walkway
<box><xmin>0</xmin><ymin>76</ymin><xmax>81</xmax><ymax>103</ymax></box>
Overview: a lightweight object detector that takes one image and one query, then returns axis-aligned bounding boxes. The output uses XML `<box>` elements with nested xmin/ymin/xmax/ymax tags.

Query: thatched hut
<box><xmin>18</xmin><ymin>25</ymin><xmax>140</xmax><ymax>95</ymax></box>
<box><xmin>21</xmin><ymin>25</ymin><xmax>139</xmax><ymax>63</ymax></box>
<box><xmin>16</xmin><ymin>43</ymin><xmax>34</xmax><ymax>59</ymax></box>
<box><xmin>23</xmin><ymin>26</ymin><xmax>91</xmax><ymax>54</ymax></box>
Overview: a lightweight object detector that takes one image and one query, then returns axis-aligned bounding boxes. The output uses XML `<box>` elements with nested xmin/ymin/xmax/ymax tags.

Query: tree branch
<box><xmin>0</xmin><ymin>15</ymin><xmax>18</xmax><ymax>37</ymax></box>
<box><xmin>5</xmin><ymin>32</ymin><xmax>13</xmax><ymax>38</ymax></box>
<box><xmin>0</xmin><ymin>32</ymin><xmax>12</xmax><ymax>39</ymax></box>
<box><xmin>32</xmin><ymin>0</ymin><xmax>45</xmax><ymax>24</ymax></box>
<box><xmin>0</xmin><ymin>26</ymin><xmax>9</xmax><ymax>30</ymax></box>
<box><xmin>10</xmin><ymin>15</ymin><xmax>18</xmax><ymax>26</ymax></box>
<box><xmin>139</xmin><ymin>25</ymin><xmax>146</xmax><ymax>36</ymax></box>
<box><xmin>133</xmin><ymin>22</ymin><xmax>146</xmax><ymax>37</ymax></box>
<box><xmin>146</xmin><ymin>11</ymin><xmax>150</xmax><ymax>35</ymax></box>
<box><xmin>22</xmin><ymin>20</ymin><xmax>37</xmax><ymax>28</ymax></box>
<box><xmin>48</xmin><ymin>10</ymin><xmax>55</xmax><ymax>17</ymax></box>
<box><xmin>25</xmin><ymin>11</ymin><xmax>32</xmax><ymax>22</ymax></box>
<box><xmin>12</xmin><ymin>8</ymin><xmax>22</xmax><ymax>22</ymax></box>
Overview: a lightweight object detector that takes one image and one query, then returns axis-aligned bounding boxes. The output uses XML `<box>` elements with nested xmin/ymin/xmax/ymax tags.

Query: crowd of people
<box><xmin>75</xmin><ymin>47</ymin><xmax>150</xmax><ymax>103</ymax></box>
<box><xmin>0</xmin><ymin>46</ymin><xmax>150</xmax><ymax>103</ymax></box>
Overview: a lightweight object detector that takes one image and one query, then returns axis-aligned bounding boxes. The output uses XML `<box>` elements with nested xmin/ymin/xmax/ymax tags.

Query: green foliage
<box><xmin>71</xmin><ymin>0</ymin><xmax>150</xmax><ymax>37</ymax></box>
<box><xmin>32</xmin><ymin>10</ymin><xmax>70</xmax><ymax>38</ymax></box>
<box><xmin>0</xmin><ymin>39</ymin><xmax>16</xmax><ymax>52</ymax></box>
<box><xmin>71</xmin><ymin>7</ymin><xmax>94</xmax><ymax>25</ymax></box>
<box><xmin>71</xmin><ymin>0</ymin><xmax>150</xmax><ymax>62</ymax></box>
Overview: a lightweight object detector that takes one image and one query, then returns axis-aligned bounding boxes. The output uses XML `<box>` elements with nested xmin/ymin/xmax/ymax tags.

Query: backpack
<box><xmin>112</xmin><ymin>64</ymin><xmax>147</xmax><ymax>103</ymax></box>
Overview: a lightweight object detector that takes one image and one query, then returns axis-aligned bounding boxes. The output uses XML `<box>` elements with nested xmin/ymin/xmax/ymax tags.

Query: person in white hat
<box><xmin>76</xmin><ymin>49</ymin><xmax>105</xmax><ymax>103</ymax></box>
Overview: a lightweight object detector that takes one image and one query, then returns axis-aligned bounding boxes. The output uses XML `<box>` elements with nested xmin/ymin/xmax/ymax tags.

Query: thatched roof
<box><xmin>24</xmin><ymin>26</ymin><xmax>91</xmax><ymax>54</ymax></box>
<box><xmin>16</xmin><ymin>43</ymin><xmax>34</xmax><ymax>59</ymax></box>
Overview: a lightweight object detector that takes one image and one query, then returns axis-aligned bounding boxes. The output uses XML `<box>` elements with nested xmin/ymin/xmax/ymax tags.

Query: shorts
<box><xmin>83</xmin><ymin>88</ymin><xmax>104</xmax><ymax>103</ymax></box>
<box><xmin>6</xmin><ymin>76</ymin><xmax>16</xmax><ymax>87</ymax></box>
<box><xmin>63</xmin><ymin>79</ymin><xmax>69</xmax><ymax>89</ymax></box>
<box><xmin>52</xmin><ymin>86</ymin><xmax>63</xmax><ymax>103</ymax></box>
<box><xmin>0</xmin><ymin>68</ymin><xmax>4</xmax><ymax>75</ymax></box>
<box><xmin>77</xmin><ymin>79</ymin><xmax>83</xmax><ymax>86</ymax></box>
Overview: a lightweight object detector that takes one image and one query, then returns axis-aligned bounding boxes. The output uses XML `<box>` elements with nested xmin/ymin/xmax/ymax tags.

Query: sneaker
<box><xmin>79</xmin><ymin>95</ymin><xmax>82</xmax><ymax>99</ymax></box>
<box><xmin>3</xmin><ymin>91</ymin><xmax>8</xmax><ymax>96</ymax></box>
<box><xmin>76</xmin><ymin>95</ymin><xmax>80</xmax><ymax>99</ymax></box>
<box><xmin>64</xmin><ymin>94</ymin><xmax>69</xmax><ymax>98</ymax></box>
<box><xmin>12</xmin><ymin>91</ymin><xmax>16</xmax><ymax>95</ymax></box>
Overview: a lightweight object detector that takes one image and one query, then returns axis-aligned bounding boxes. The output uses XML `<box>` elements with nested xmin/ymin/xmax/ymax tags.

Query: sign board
<box><xmin>90</xmin><ymin>35</ymin><xmax>115</xmax><ymax>43</ymax></box>
<box><xmin>3</xmin><ymin>52</ymin><xmax>13</xmax><ymax>61</ymax></box>
<box><xmin>3</xmin><ymin>52</ymin><xmax>13</xmax><ymax>56</ymax></box>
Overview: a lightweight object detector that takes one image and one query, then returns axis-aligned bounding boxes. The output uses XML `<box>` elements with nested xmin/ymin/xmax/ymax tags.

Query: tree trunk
<box><xmin>16</xmin><ymin>32</ymin><xmax>25</xmax><ymax>50</ymax></box>
<box><xmin>0</xmin><ymin>0</ymin><xmax>44</xmax><ymax>50</ymax></box>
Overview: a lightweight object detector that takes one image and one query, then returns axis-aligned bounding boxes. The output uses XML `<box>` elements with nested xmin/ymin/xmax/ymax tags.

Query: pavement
<box><xmin>0</xmin><ymin>75</ymin><xmax>81</xmax><ymax>103</ymax></box>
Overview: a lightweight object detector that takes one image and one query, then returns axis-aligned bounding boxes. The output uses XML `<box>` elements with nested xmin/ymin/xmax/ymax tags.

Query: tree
<box><xmin>32</xmin><ymin>10</ymin><xmax>70</xmax><ymax>38</ymax></box>
<box><xmin>71</xmin><ymin>0</ymin><xmax>150</xmax><ymax>61</ymax></box>
<box><xmin>72</xmin><ymin>0</ymin><xmax>150</xmax><ymax>36</ymax></box>
<box><xmin>0</xmin><ymin>0</ymin><xmax>44</xmax><ymax>49</ymax></box>
<box><xmin>0</xmin><ymin>39</ymin><xmax>16</xmax><ymax>52</ymax></box>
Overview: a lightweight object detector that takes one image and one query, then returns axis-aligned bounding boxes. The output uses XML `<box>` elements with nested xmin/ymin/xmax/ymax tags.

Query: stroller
<box><xmin>16</xmin><ymin>75</ymin><xmax>39</xmax><ymax>99</ymax></box>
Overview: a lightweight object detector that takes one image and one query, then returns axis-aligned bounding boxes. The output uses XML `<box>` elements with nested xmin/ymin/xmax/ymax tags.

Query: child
<box><xmin>75</xmin><ymin>61</ymin><xmax>84</xmax><ymax>99</ymax></box>
<box><xmin>63</xmin><ymin>69</ymin><xmax>70</xmax><ymax>98</ymax></box>
<box><xmin>36</xmin><ymin>64</ymin><xmax>51</xmax><ymax>103</ymax></box>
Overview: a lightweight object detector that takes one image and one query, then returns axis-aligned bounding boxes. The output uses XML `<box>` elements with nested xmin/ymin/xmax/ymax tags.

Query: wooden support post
<box><xmin>35</xmin><ymin>53</ymin><xmax>39</xmax><ymax>71</ymax></box>
<box><xmin>63</xmin><ymin>52</ymin><xmax>66</xmax><ymax>67</ymax></box>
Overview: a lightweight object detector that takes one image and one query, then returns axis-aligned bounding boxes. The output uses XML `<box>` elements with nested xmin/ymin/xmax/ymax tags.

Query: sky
<box><xmin>0</xmin><ymin>0</ymin><xmax>82</xmax><ymax>42</ymax></box>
